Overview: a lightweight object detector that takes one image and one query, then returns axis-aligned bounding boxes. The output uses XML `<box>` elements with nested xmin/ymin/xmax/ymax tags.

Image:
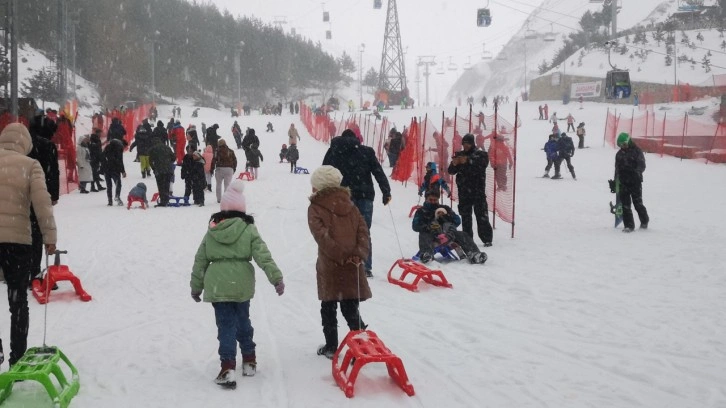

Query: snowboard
<box><xmin>608</xmin><ymin>178</ymin><xmax>623</xmax><ymax>228</ymax></box>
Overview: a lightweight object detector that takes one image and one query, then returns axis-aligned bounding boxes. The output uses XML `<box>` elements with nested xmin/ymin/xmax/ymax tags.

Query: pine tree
<box><xmin>22</xmin><ymin>67</ymin><xmax>60</xmax><ymax>106</ymax></box>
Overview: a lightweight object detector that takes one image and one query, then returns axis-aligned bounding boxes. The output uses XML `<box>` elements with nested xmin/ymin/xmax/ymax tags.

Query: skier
<box><xmin>552</xmin><ymin>133</ymin><xmax>576</xmax><ymax>180</ymax></box>
<box><xmin>576</xmin><ymin>122</ymin><xmax>586</xmax><ymax>149</ymax></box>
<box><xmin>191</xmin><ymin>180</ymin><xmax>284</xmax><ymax>388</ymax></box>
<box><xmin>566</xmin><ymin>113</ymin><xmax>576</xmax><ymax>132</ymax></box>
<box><xmin>614</xmin><ymin>133</ymin><xmax>649</xmax><ymax>232</ymax></box>
<box><xmin>542</xmin><ymin>133</ymin><xmax>559</xmax><ymax>178</ymax></box>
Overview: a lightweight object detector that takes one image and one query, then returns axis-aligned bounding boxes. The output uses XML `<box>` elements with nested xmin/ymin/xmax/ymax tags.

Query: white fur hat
<box><xmin>311</xmin><ymin>165</ymin><xmax>343</xmax><ymax>191</ymax></box>
<box><xmin>220</xmin><ymin>180</ymin><xmax>247</xmax><ymax>212</ymax></box>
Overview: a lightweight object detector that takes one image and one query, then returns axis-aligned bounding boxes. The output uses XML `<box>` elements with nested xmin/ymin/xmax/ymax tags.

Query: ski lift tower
<box><xmin>377</xmin><ymin>0</ymin><xmax>407</xmax><ymax>104</ymax></box>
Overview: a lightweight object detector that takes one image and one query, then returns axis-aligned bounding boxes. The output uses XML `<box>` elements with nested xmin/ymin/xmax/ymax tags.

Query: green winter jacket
<box><xmin>191</xmin><ymin>217</ymin><xmax>282</xmax><ymax>303</ymax></box>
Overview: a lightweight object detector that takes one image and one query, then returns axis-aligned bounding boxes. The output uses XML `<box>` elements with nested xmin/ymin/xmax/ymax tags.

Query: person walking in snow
<box><xmin>148</xmin><ymin>137</ymin><xmax>176</xmax><ymax>207</ymax></box>
<box><xmin>76</xmin><ymin>135</ymin><xmax>93</xmax><ymax>194</ymax></box>
<box><xmin>246</xmin><ymin>144</ymin><xmax>263</xmax><ymax>180</ymax></box>
<box><xmin>288</xmin><ymin>123</ymin><xmax>300</xmax><ymax>146</ymax></box>
<box><xmin>103</xmin><ymin>136</ymin><xmax>127</xmax><ymax>206</ymax></box>
<box><xmin>171</xmin><ymin>120</ymin><xmax>186</xmax><ymax>165</ymax></box>
<box><xmin>308</xmin><ymin>166</ymin><xmax>371</xmax><ymax>359</ymax></box>
<box><xmin>614</xmin><ymin>132</ymin><xmax>649</xmax><ymax>232</ymax></box>
<box><xmin>214</xmin><ymin>140</ymin><xmax>237</xmax><ymax>203</ymax></box>
<box><xmin>322</xmin><ymin>129</ymin><xmax>391</xmax><ymax>278</ymax></box>
<box><xmin>286</xmin><ymin>144</ymin><xmax>299</xmax><ymax>173</ymax></box>
<box><xmin>0</xmin><ymin>123</ymin><xmax>58</xmax><ymax>367</ymax></box>
<box><xmin>191</xmin><ymin>180</ymin><xmax>284</xmax><ymax>388</ymax></box>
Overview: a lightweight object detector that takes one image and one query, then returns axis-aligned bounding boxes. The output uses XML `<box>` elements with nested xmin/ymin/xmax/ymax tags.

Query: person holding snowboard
<box><xmin>190</xmin><ymin>180</ymin><xmax>285</xmax><ymax>388</ymax></box>
<box><xmin>614</xmin><ymin>132</ymin><xmax>649</xmax><ymax>232</ymax></box>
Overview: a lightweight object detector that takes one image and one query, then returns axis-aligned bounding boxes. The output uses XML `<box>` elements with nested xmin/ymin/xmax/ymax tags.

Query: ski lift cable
<box><xmin>497</xmin><ymin>0</ymin><xmax>596</xmax><ymax>25</ymax></box>
<box><xmin>489</xmin><ymin>0</ymin><xmax>587</xmax><ymax>33</ymax></box>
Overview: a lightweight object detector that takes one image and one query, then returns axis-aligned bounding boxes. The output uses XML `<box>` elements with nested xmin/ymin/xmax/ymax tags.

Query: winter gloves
<box><xmin>608</xmin><ymin>179</ymin><xmax>616</xmax><ymax>193</ymax></box>
<box><xmin>382</xmin><ymin>195</ymin><xmax>392</xmax><ymax>205</ymax></box>
<box><xmin>274</xmin><ymin>280</ymin><xmax>285</xmax><ymax>296</ymax></box>
<box><xmin>191</xmin><ymin>292</ymin><xmax>202</xmax><ymax>302</ymax></box>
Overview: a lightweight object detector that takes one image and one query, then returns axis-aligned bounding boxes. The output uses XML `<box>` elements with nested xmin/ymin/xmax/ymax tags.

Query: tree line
<box><xmin>16</xmin><ymin>0</ymin><xmax>347</xmax><ymax>106</ymax></box>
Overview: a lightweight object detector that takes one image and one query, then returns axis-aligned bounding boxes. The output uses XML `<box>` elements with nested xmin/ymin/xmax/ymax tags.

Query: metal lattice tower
<box><xmin>378</xmin><ymin>0</ymin><xmax>406</xmax><ymax>93</ymax></box>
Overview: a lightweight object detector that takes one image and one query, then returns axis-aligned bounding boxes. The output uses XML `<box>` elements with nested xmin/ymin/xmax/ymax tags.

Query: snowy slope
<box><xmin>447</xmin><ymin>0</ymin><xmax>686</xmax><ymax>101</ymax></box>
<box><xmin>1</xmin><ymin>100</ymin><xmax>724</xmax><ymax>407</ymax></box>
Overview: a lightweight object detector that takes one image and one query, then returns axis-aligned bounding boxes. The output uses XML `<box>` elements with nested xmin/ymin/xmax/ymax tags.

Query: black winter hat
<box><xmin>156</xmin><ymin>120</ymin><xmax>164</xmax><ymax>127</ymax></box>
<box><xmin>342</xmin><ymin>129</ymin><xmax>356</xmax><ymax>138</ymax></box>
<box><xmin>462</xmin><ymin>133</ymin><xmax>475</xmax><ymax>145</ymax></box>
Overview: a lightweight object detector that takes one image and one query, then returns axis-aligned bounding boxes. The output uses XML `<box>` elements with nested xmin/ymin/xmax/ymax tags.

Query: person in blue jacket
<box><xmin>542</xmin><ymin>134</ymin><xmax>559</xmax><ymax>178</ymax></box>
<box><xmin>418</xmin><ymin>162</ymin><xmax>451</xmax><ymax>199</ymax></box>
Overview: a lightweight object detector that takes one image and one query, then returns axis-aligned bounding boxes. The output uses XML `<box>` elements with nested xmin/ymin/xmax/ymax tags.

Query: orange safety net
<box><xmin>604</xmin><ymin>108</ymin><xmax>726</xmax><ymax>163</ymax></box>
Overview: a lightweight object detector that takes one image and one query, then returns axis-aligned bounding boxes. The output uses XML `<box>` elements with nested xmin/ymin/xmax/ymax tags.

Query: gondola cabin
<box><xmin>326</xmin><ymin>30</ymin><xmax>332</xmax><ymax>39</ymax></box>
<box><xmin>477</xmin><ymin>8</ymin><xmax>491</xmax><ymax>27</ymax></box>
<box><xmin>374</xmin><ymin>0</ymin><xmax>382</xmax><ymax>9</ymax></box>
<box><xmin>605</xmin><ymin>70</ymin><xmax>631</xmax><ymax>99</ymax></box>
<box><xmin>323</xmin><ymin>11</ymin><xmax>329</xmax><ymax>22</ymax></box>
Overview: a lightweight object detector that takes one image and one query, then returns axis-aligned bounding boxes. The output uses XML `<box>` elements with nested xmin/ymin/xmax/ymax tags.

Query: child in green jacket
<box><xmin>190</xmin><ymin>180</ymin><xmax>285</xmax><ymax>389</ymax></box>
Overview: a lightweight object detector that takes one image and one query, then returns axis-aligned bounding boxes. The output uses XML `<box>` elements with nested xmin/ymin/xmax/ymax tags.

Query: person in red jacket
<box><xmin>171</xmin><ymin>120</ymin><xmax>186</xmax><ymax>165</ymax></box>
<box><xmin>488</xmin><ymin>135</ymin><xmax>513</xmax><ymax>192</ymax></box>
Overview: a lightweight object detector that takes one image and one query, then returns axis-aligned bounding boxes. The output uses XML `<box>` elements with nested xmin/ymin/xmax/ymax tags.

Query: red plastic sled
<box><xmin>387</xmin><ymin>258</ymin><xmax>453</xmax><ymax>292</ymax></box>
<box><xmin>32</xmin><ymin>250</ymin><xmax>92</xmax><ymax>304</ymax></box>
<box><xmin>237</xmin><ymin>171</ymin><xmax>255</xmax><ymax>181</ymax></box>
<box><xmin>408</xmin><ymin>205</ymin><xmax>422</xmax><ymax>218</ymax></box>
<box><xmin>332</xmin><ymin>330</ymin><xmax>415</xmax><ymax>398</ymax></box>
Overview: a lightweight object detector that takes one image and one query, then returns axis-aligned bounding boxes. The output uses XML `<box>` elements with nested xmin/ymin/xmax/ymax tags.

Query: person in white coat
<box><xmin>77</xmin><ymin>135</ymin><xmax>93</xmax><ymax>193</ymax></box>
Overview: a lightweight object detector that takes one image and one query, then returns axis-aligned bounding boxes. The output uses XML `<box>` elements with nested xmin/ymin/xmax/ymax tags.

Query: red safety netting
<box><xmin>604</xmin><ymin>108</ymin><xmax>726</xmax><ymax>163</ymax></box>
<box><xmin>301</xmin><ymin>104</ymin><xmax>520</xmax><ymax>235</ymax></box>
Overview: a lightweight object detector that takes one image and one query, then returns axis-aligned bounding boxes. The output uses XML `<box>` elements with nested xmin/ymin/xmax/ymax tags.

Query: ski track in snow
<box><xmin>0</xmin><ymin>100</ymin><xmax>724</xmax><ymax>407</ymax></box>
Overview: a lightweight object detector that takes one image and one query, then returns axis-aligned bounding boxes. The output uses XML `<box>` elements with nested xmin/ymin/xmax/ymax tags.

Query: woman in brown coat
<box><xmin>307</xmin><ymin>165</ymin><xmax>371</xmax><ymax>359</ymax></box>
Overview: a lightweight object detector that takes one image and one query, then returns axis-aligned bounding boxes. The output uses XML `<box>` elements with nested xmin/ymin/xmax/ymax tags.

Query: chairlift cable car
<box><xmin>447</xmin><ymin>57</ymin><xmax>457</xmax><ymax>71</ymax></box>
<box><xmin>477</xmin><ymin>1</ymin><xmax>492</xmax><ymax>27</ymax></box>
<box><xmin>524</xmin><ymin>22</ymin><xmax>537</xmax><ymax>40</ymax></box>
<box><xmin>436</xmin><ymin>63</ymin><xmax>445</xmax><ymax>75</ymax></box>
<box><xmin>604</xmin><ymin>44</ymin><xmax>631</xmax><ymax>99</ymax></box>
<box><xmin>496</xmin><ymin>51</ymin><xmax>508</xmax><ymax>61</ymax></box>
<box><xmin>544</xmin><ymin>23</ymin><xmax>555</xmax><ymax>42</ymax></box>
<box><xmin>482</xmin><ymin>43</ymin><xmax>493</xmax><ymax>60</ymax></box>
<box><xmin>463</xmin><ymin>57</ymin><xmax>473</xmax><ymax>70</ymax></box>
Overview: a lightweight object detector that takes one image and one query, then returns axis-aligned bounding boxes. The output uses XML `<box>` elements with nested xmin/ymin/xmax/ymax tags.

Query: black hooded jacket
<box><xmin>27</xmin><ymin>116</ymin><xmax>60</xmax><ymax>202</ymax></box>
<box><xmin>322</xmin><ymin>132</ymin><xmax>391</xmax><ymax>201</ymax></box>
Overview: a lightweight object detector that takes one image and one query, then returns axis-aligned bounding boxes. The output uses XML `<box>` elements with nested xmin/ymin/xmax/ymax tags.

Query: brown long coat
<box><xmin>308</xmin><ymin>187</ymin><xmax>371</xmax><ymax>302</ymax></box>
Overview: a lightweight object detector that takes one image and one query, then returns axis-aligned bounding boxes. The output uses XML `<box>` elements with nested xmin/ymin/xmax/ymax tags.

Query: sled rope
<box><xmin>387</xmin><ymin>205</ymin><xmax>406</xmax><ymax>260</ymax></box>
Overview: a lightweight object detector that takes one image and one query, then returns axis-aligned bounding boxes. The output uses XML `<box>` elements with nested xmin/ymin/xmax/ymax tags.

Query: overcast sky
<box><xmin>195</xmin><ymin>0</ymin><xmax>547</xmax><ymax>103</ymax></box>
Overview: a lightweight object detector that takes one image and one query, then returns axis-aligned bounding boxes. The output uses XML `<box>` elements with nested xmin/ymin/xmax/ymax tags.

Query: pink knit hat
<box><xmin>220</xmin><ymin>180</ymin><xmax>247</xmax><ymax>212</ymax></box>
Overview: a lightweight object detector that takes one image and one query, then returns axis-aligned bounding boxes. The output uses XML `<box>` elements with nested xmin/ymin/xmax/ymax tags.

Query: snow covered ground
<box><xmin>1</xmin><ymin>100</ymin><xmax>725</xmax><ymax>407</ymax></box>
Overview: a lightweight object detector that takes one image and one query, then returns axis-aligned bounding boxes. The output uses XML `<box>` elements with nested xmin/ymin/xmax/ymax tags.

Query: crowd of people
<box><xmin>0</xmin><ymin>99</ymin><xmax>651</xmax><ymax>390</ymax></box>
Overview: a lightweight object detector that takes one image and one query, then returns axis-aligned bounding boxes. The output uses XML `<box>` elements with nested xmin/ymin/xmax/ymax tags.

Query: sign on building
<box><xmin>570</xmin><ymin>81</ymin><xmax>602</xmax><ymax>98</ymax></box>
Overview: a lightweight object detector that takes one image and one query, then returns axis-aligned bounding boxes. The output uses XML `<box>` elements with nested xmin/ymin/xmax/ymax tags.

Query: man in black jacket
<box><xmin>323</xmin><ymin>129</ymin><xmax>391</xmax><ymax>277</ymax></box>
<box><xmin>103</xmin><ymin>138</ymin><xmax>127</xmax><ymax>206</ymax></box>
<box><xmin>615</xmin><ymin>132</ymin><xmax>649</xmax><ymax>232</ymax></box>
<box><xmin>27</xmin><ymin>113</ymin><xmax>60</xmax><ymax>281</ymax></box>
<box><xmin>447</xmin><ymin>133</ymin><xmax>493</xmax><ymax>247</ymax></box>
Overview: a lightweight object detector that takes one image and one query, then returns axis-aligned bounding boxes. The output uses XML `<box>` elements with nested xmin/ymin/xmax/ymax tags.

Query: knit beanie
<box><xmin>311</xmin><ymin>165</ymin><xmax>343</xmax><ymax>191</ymax></box>
<box><xmin>462</xmin><ymin>133</ymin><xmax>475</xmax><ymax>145</ymax></box>
<box><xmin>220</xmin><ymin>180</ymin><xmax>247</xmax><ymax>212</ymax></box>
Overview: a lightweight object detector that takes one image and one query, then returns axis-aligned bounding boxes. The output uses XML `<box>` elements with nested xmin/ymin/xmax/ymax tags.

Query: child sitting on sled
<box><xmin>411</xmin><ymin>190</ymin><xmax>487</xmax><ymax>264</ymax></box>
